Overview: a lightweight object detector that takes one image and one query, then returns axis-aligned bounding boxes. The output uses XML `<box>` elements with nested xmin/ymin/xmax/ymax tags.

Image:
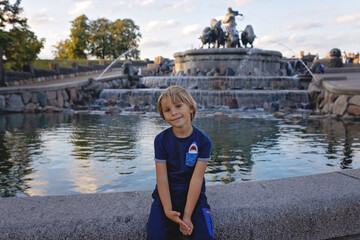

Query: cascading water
<box><xmin>100</xmin><ymin>88</ymin><xmax>308</xmax><ymax>110</ymax></box>
<box><xmin>97</xmin><ymin>47</ymin><xmax>309</xmax><ymax>112</ymax></box>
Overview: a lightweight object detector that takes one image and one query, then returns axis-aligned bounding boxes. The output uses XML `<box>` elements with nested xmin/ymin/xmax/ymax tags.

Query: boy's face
<box><xmin>161</xmin><ymin>96</ymin><xmax>194</xmax><ymax>130</ymax></box>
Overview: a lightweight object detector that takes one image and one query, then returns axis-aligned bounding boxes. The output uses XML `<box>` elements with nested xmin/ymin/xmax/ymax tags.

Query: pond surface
<box><xmin>0</xmin><ymin>112</ymin><xmax>359</xmax><ymax>197</ymax></box>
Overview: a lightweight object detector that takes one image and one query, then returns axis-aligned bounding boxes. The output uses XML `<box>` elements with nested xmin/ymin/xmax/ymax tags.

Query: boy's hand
<box><xmin>181</xmin><ymin>216</ymin><xmax>193</xmax><ymax>236</ymax></box>
<box><xmin>165</xmin><ymin>210</ymin><xmax>190</xmax><ymax>232</ymax></box>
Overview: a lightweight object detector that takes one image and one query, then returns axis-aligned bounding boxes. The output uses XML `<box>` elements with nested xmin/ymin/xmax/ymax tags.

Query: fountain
<box><xmin>99</xmin><ymin>9</ymin><xmax>309</xmax><ymax>112</ymax></box>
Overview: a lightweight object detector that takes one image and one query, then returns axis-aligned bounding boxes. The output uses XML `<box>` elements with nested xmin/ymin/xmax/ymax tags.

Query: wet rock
<box><xmin>43</xmin><ymin>106</ymin><xmax>56</xmax><ymax>112</ymax></box>
<box><xmin>21</xmin><ymin>92</ymin><xmax>32</xmax><ymax>104</ymax></box>
<box><xmin>225</xmin><ymin>68</ymin><xmax>235</xmax><ymax>76</ymax></box>
<box><xmin>229</xmin><ymin>99</ymin><xmax>239</xmax><ymax>109</ymax></box>
<box><xmin>342</xmin><ymin>113</ymin><xmax>356</xmax><ymax>120</ymax></box>
<box><xmin>46</xmin><ymin>91</ymin><xmax>56</xmax><ymax>101</ymax></box>
<box><xmin>291</xmin><ymin>114</ymin><xmax>303</xmax><ymax>120</ymax></box>
<box><xmin>24</xmin><ymin>103</ymin><xmax>36</xmax><ymax>112</ymax></box>
<box><xmin>116</xmin><ymin>102</ymin><xmax>131</xmax><ymax>108</ymax></box>
<box><xmin>84</xmin><ymin>81</ymin><xmax>102</xmax><ymax>91</ymax></box>
<box><xmin>197</xmin><ymin>71</ymin><xmax>206</xmax><ymax>76</ymax></box>
<box><xmin>57</xmin><ymin>91</ymin><xmax>64</xmax><ymax>108</ymax></box>
<box><xmin>333</xmin><ymin>95</ymin><xmax>348</xmax><ymax>115</ymax></box>
<box><xmin>136</xmin><ymin>83</ymin><xmax>147</xmax><ymax>88</ymax></box>
<box><xmin>103</xmin><ymin>82</ymin><xmax>111</xmax><ymax>89</ymax></box>
<box><xmin>349</xmin><ymin>95</ymin><xmax>360</xmax><ymax>106</ymax></box>
<box><xmin>263</xmin><ymin>102</ymin><xmax>271</xmax><ymax>111</ymax></box>
<box><xmin>105</xmin><ymin>108</ymin><xmax>122</xmax><ymax>114</ymax></box>
<box><xmin>112</xmin><ymin>80</ymin><xmax>120</xmax><ymax>88</ymax></box>
<box><xmin>347</xmin><ymin>105</ymin><xmax>360</xmax><ymax>116</ymax></box>
<box><xmin>37</xmin><ymin>92</ymin><xmax>47</xmax><ymax>106</ymax></box>
<box><xmin>67</xmin><ymin>89</ymin><xmax>77</xmax><ymax>101</ymax></box>
<box><xmin>133</xmin><ymin>105</ymin><xmax>140</xmax><ymax>111</ymax></box>
<box><xmin>105</xmin><ymin>99</ymin><xmax>117</xmax><ymax>106</ymax></box>
<box><xmin>61</xmin><ymin>90</ymin><xmax>69</xmax><ymax>101</ymax></box>
<box><xmin>0</xmin><ymin>95</ymin><xmax>5</xmax><ymax>108</ymax></box>
<box><xmin>273</xmin><ymin>112</ymin><xmax>285</xmax><ymax>118</ymax></box>
<box><xmin>31</xmin><ymin>94</ymin><xmax>38</xmax><ymax>104</ymax></box>
<box><xmin>48</xmin><ymin>99</ymin><xmax>58</xmax><ymax>106</ymax></box>
<box><xmin>8</xmin><ymin>94</ymin><xmax>24</xmax><ymax>112</ymax></box>
<box><xmin>271</xmin><ymin>103</ymin><xmax>279</xmax><ymax>112</ymax></box>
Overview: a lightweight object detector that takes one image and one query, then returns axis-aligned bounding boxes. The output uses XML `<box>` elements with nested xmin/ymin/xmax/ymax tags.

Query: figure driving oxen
<box><xmin>222</xmin><ymin>7</ymin><xmax>242</xmax><ymax>48</ymax></box>
<box><xmin>200</xmin><ymin>7</ymin><xmax>256</xmax><ymax>49</ymax></box>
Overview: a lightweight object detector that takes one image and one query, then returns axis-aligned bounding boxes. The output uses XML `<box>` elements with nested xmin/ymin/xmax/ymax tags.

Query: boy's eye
<box><xmin>176</xmin><ymin>104</ymin><xmax>182</xmax><ymax>108</ymax></box>
<box><xmin>164</xmin><ymin>108</ymin><xmax>170</xmax><ymax>112</ymax></box>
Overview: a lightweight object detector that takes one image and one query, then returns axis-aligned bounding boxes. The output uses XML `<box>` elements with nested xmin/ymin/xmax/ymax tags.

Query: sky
<box><xmin>20</xmin><ymin>0</ymin><xmax>360</xmax><ymax>60</ymax></box>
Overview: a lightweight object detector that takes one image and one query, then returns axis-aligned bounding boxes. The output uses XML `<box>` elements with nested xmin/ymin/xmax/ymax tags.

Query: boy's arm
<box><xmin>156</xmin><ymin>162</ymin><xmax>190</xmax><ymax>231</ymax></box>
<box><xmin>182</xmin><ymin>161</ymin><xmax>208</xmax><ymax>235</ymax></box>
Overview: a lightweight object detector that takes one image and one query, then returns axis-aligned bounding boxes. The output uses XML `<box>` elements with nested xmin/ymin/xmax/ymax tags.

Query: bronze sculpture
<box><xmin>199</xmin><ymin>7</ymin><xmax>255</xmax><ymax>49</ymax></box>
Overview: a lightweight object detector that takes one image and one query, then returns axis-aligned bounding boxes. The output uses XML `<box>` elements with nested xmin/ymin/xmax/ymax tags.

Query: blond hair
<box><xmin>157</xmin><ymin>85</ymin><xmax>197</xmax><ymax>121</ymax></box>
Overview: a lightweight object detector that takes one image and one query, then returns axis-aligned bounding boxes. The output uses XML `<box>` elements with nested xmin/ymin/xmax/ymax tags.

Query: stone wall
<box><xmin>308</xmin><ymin>76</ymin><xmax>360</xmax><ymax>118</ymax></box>
<box><xmin>0</xmin><ymin>75</ymin><xmax>130</xmax><ymax>113</ymax></box>
<box><xmin>173</xmin><ymin>48</ymin><xmax>283</xmax><ymax>77</ymax></box>
<box><xmin>4</xmin><ymin>60</ymin><xmax>148</xmax><ymax>87</ymax></box>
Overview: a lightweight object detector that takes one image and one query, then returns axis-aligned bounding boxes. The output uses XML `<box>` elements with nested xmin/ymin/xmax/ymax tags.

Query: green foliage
<box><xmin>0</xmin><ymin>0</ymin><xmax>44</xmax><ymax>74</ymax></box>
<box><xmin>88</xmin><ymin>18</ymin><xmax>112</xmax><ymax>59</ymax></box>
<box><xmin>53</xmin><ymin>15</ymin><xmax>142</xmax><ymax>60</ymax></box>
<box><xmin>4</xmin><ymin>26</ymin><xmax>45</xmax><ymax>71</ymax></box>
<box><xmin>68</xmin><ymin>14</ymin><xmax>89</xmax><ymax>59</ymax></box>
<box><xmin>109</xmin><ymin>18</ymin><xmax>141</xmax><ymax>59</ymax></box>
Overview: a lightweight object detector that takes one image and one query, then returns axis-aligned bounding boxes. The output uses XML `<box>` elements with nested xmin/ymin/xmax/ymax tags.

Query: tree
<box><xmin>110</xmin><ymin>18</ymin><xmax>141</xmax><ymax>59</ymax></box>
<box><xmin>68</xmin><ymin>14</ymin><xmax>89</xmax><ymax>59</ymax></box>
<box><xmin>0</xmin><ymin>0</ymin><xmax>27</xmax><ymax>86</ymax></box>
<box><xmin>54</xmin><ymin>15</ymin><xmax>142</xmax><ymax>60</ymax></box>
<box><xmin>4</xmin><ymin>26</ymin><xmax>44</xmax><ymax>71</ymax></box>
<box><xmin>0</xmin><ymin>0</ymin><xmax>44</xmax><ymax>85</ymax></box>
<box><xmin>52</xmin><ymin>39</ymin><xmax>71</xmax><ymax>60</ymax></box>
<box><xmin>88</xmin><ymin>18</ymin><xmax>112</xmax><ymax>59</ymax></box>
<box><xmin>52</xmin><ymin>15</ymin><xmax>89</xmax><ymax>59</ymax></box>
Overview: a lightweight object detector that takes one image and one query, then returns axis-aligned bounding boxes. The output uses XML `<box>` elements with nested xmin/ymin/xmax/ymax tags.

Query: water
<box><xmin>1</xmin><ymin>112</ymin><xmax>359</xmax><ymax>198</ymax></box>
<box><xmin>100</xmin><ymin>89</ymin><xmax>309</xmax><ymax>109</ymax></box>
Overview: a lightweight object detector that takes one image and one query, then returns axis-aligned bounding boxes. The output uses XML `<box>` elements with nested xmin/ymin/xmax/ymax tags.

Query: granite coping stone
<box><xmin>0</xmin><ymin>169</ymin><xmax>359</xmax><ymax>240</ymax></box>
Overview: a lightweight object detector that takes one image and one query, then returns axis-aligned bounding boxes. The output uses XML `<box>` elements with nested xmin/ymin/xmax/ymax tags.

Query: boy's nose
<box><xmin>170</xmin><ymin>108</ymin><xmax>177</xmax><ymax>115</ymax></box>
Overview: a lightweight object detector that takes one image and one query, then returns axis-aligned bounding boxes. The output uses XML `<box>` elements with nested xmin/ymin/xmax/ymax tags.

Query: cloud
<box><xmin>69</xmin><ymin>0</ymin><xmax>95</xmax><ymax>15</ymax></box>
<box><xmin>140</xmin><ymin>38</ymin><xmax>172</xmax><ymax>48</ymax></box>
<box><xmin>281</xmin><ymin>22</ymin><xmax>323</xmax><ymax>31</ymax></box>
<box><xmin>29</xmin><ymin>8</ymin><xmax>54</xmax><ymax>26</ymax></box>
<box><xmin>181</xmin><ymin>24</ymin><xmax>201</xmax><ymax>36</ymax></box>
<box><xmin>224</xmin><ymin>0</ymin><xmax>257</xmax><ymax>7</ymax></box>
<box><xmin>336</xmin><ymin>12</ymin><xmax>360</xmax><ymax>24</ymax></box>
<box><xmin>143</xmin><ymin>19</ymin><xmax>179</xmax><ymax>31</ymax></box>
<box><xmin>128</xmin><ymin>0</ymin><xmax>155</xmax><ymax>9</ymax></box>
<box><xmin>161</xmin><ymin>0</ymin><xmax>195</xmax><ymax>13</ymax></box>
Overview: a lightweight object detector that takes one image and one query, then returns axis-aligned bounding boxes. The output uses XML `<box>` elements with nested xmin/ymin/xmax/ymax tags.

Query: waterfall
<box><xmin>100</xmin><ymin>88</ymin><xmax>308</xmax><ymax>109</ymax></box>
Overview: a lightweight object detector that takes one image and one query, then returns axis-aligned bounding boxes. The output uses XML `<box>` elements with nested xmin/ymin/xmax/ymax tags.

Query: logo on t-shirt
<box><xmin>186</xmin><ymin>142</ymin><xmax>198</xmax><ymax>167</ymax></box>
<box><xmin>188</xmin><ymin>142</ymin><xmax>198</xmax><ymax>153</ymax></box>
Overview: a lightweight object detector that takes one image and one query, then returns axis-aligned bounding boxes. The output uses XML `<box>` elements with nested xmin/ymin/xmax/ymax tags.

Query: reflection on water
<box><xmin>0</xmin><ymin>112</ymin><xmax>359</xmax><ymax>197</ymax></box>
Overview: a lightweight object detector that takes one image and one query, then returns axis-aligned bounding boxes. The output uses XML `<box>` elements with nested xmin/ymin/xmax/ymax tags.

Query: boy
<box><xmin>147</xmin><ymin>86</ymin><xmax>214</xmax><ymax>240</ymax></box>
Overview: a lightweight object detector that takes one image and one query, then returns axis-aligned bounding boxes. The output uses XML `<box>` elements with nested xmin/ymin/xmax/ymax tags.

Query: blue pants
<box><xmin>146</xmin><ymin>190</ymin><xmax>214</xmax><ymax>240</ymax></box>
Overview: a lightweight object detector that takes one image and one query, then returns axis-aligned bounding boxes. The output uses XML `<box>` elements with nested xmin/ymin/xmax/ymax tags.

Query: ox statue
<box><xmin>226</xmin><ymin>29</ymin><xmax>241</xmax><ymax>48</ymax></box>
<box><xmin>241</xmin><ymin>25</ymin><xmax>256</xmax><ymax>48</ymax></box>
<box><xmin>200</xmin><ymin>27</ymin><xmax>217</xmax><ymax>48</ymax></box>
<box><xmin>210</xmin><ymin>19</ymin><xmax>227</xmax><ymax>48</ymax></box>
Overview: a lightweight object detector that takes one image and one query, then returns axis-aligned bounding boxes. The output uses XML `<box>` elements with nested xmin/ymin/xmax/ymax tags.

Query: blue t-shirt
<box><xmin>154</xmin><ymin>126</ymin><xmax>212</xmax><ymax>194</ymax></box>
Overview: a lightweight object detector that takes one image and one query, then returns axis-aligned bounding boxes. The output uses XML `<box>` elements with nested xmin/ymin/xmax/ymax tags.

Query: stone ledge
<box><xmin>0</xmin><ymin>169</ymin><xmax>359</xmax><ymax>240</ymax></box>
<box><xmin>174</xmin><ymin>48</ymin><xmax>283</xmax><ymax>58</ymax></box>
